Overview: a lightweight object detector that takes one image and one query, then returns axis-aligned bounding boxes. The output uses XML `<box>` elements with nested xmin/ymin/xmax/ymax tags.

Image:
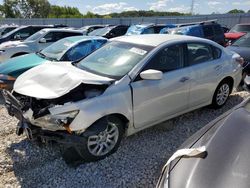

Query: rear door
<box><xmin>131</xmin><ymin>43</ymin><xmax>192</xmax><ymax>128</ymax></box>
<box><xmin>186</xmin><ymin>42</ymin><xmax>223</xmax><ymax>107</ymax></box>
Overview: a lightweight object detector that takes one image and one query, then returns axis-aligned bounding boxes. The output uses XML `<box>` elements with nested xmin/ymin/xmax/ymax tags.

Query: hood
<box><xmin>0</xmin><ymin>53</ymin><xmax>47</xmax><ymax>77</ymax></box>
<box><xmin>14</xmin><ymin>62</ymin><xmax>114</xmax><ymax>99</ymax></box>
<box><xmin>168</xmin><ymin>106</ymin><xmax>250</xmax><ymax>188</ymax></box>
<box><xmin>227</xmin><ymin>46</ymin><xmax>250</xmax><ymax>62</ymax></box>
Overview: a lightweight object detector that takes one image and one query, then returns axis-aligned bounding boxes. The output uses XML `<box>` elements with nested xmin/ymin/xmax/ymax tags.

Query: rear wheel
<box><xmin>211</xmin><ymin>81</ymin><xmax>231</xmax><ymax>108</ymax></box>
<box><xmin>63</xmin><ymin>116</ymin><xmax>125</xmax><ymax>165</ymax></box>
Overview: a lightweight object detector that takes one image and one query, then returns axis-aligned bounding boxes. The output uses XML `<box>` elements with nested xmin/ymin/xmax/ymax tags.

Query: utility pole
<box><xmin>190</xmin><ymin>0</ymin><xmax>195</xmax><ymax>15</ymax></box>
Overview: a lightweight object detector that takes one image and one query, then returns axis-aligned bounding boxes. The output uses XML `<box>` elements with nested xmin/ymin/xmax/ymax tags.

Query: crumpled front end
<box><xmin>2</xmin><ymin>82</ymin><xmax>109</xmax><ymax>138</ymax></box>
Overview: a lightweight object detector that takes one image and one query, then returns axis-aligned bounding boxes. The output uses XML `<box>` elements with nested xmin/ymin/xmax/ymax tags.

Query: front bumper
<box><xmin>2</xmin><ymin>90</ymin><xmax>84</xmax><ymax>145</ymax></box>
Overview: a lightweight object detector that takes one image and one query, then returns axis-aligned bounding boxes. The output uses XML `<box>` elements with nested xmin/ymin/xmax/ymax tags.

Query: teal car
<box><xmin>0</xmin><ymin>36</ymin><xmax>107</xmax><ymax>90</ymax></box>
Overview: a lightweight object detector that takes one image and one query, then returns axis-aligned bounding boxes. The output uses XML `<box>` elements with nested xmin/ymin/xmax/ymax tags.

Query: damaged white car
<box><xmin>2</xmin><ymin>34</ymin><xmax>243</xmax><ymax>163</ymax></box>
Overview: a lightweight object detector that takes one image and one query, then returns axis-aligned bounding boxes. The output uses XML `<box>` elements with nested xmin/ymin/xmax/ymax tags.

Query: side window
<box><xmin>62</xmin><ymin>32</ymin><xmax>82</xmax><ymax>38</ymax></box>
<box><xmin>154</xmin><ymin>26</ymin><xmax>165</xmax><ymax>33</ymax></box>
<box><xmin>212</xmin><ymin>46</ymin><xmax>222</xmax><ymax>59</ymax></box>
<box><xmin>14</xmin><ymin>27</ymin><xmax>32</xmax><ymax>39</ymax></box>
<box><xmin>203</xmin><ymin>26</ymin><xmax>214</xmax><ymax>37</ymax></box>
<box><xmin>143</xmin><ymin>44</ymin><xmax>184</xmax><ymax>73</ymax></box>
<box><xmin>143</xmin><ymin>27</ymin><xmax>155</xmax><ymax>34</ymax></box>
<box><xmin>62</xmin><ymin>40</ymin><xmax>106</xmax><ymax>61</ymax></box>
<box><xmin>32</xmin><ymin>27</ymin><xmax>45</xmax><ymax>33</ymax></box>
<box><xmin>187</xmin><ymin>43</ymin><xmax>214</xmax><ymax>66</ymax></box>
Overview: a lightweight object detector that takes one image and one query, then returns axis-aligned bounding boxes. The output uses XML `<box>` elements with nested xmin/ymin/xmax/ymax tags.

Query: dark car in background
<box><xmin>80</xmin><ymin>25</ymin><xmax>112</xmax><ymax>35</ymax></box>
<box><xmin>0</xmin><ymin>25</ymin><xmax>63</xmax><ymax>44</ymax></box>
<box><xmin>166</xmin><ymin>21</ymin><xmax>225</xmax><ymax>45</ymax></box>
<box><xmin>227</xmin><ymin>33</ymin><xmax>250</xmax><ymax>89</ymax></box>
<box><xmin>88</xmin><ymin>25</ymin><xmax>129</xmax><ymax>38</ymax></box>
<box><xmin>157</xmin><ymin>98</ymin><xmax>250</xmax><ymax>188</ymax></box>
<box><xmin>229</xmin><ymin>23</ymin><xmax>250</xmax><ymax>33</ymax></box>
<box><xmin>126</xmin><ymin>23</ymin><xmax>169</xmax><ymax>35</ymax></box>
<box><xmin>0</xmin><ymin>25</ymin><xmax>18</xmax><ymax>37</ymax></box>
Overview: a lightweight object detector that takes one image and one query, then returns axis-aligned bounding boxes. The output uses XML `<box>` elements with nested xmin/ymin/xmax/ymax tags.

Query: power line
<box><xmin>190</xmin><ymin>0</ymin><xmax>195</xmax><ymax>15</ymax></box>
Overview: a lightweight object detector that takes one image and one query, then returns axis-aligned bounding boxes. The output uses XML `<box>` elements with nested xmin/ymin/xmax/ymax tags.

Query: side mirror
<box><xmin>140</xmin><ymin>69</ymin><xmax>163</xmax><ymax>80</ymax></box>
<box><xmin>39</xmin><ymin>38</ymin><xmax>46</xmax><ymax>43</ymax></box>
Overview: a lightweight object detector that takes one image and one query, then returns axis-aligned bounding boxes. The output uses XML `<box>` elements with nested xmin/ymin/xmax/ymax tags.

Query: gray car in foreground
<box><xmin>3</xmin><ymin>34</ymin><xmax>242</xmax><ymax>164</ymax></box>
<box><xmin>157</xmin><ymin>97</ymin><xmax>250</xmax><ymax>188</ymax></box>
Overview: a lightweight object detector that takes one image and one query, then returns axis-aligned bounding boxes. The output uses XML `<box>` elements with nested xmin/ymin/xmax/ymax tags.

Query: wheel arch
<box><xmin>11</xmin><ymin>52</ymin><xmax>29</xmax><ymax>58</ymax></box>
<box><xmin>218</xmin><ymin>76</ymin><xmax>234</xmax><ymax>94</ymax></box>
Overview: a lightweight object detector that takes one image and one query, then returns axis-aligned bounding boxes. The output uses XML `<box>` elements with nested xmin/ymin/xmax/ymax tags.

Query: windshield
<box><xmin>77</xmin><ymin>41</ymin><xmax>153</xmax><ymax>79</ymax></box>
<box><xmin>88</xmin><ymin>27</ymin><xmax>111</xmax><ymax>36</ymax></box>
<box><xmin>230</xmin><ymin>25</ymin><xmax>250</xmax><ymax>33</ymax></box>
<box><xmin>232</xmin><ymin>34</ymin><xmax>250</xmax><ymax>47</ymax></box>
<box><xmin>40</xmin><ymin>38</ymin><xmax>74</xmax><ymax>60</ymax></box>
<box><xmin>25</xmin><ymin>30</ymin><xmax>46</xmax><ymax>42</ymax></box>
<box><xmin>126</xmin><ymin>25</ymin><xmax>145</xmax><ymax>35</ymax></box>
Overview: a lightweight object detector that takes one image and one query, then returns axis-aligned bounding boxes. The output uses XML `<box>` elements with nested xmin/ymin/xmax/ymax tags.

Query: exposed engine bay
<box><xmin>13</xmin><ymin>83</ymin><xmax>109</xmax><ymax>119</ymax></box>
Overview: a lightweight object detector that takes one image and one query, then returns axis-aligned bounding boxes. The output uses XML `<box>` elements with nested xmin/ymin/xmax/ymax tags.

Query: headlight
<box><xmin>32</xmin><ymin>110</ymin><xmax>79</xmax><ymax>132</ymax></box>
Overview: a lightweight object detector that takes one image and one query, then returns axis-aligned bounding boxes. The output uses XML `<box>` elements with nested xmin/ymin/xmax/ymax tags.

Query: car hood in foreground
<box><xmin>167</xmin><ymin>101</ymin><xmax>250</xmax><ymax>188</ymax></box>
<box><xmin>0</xmin><ymin>53</ymin><xmax>47</xmax><ymax>77</ymax></box>
<box><xmin>14</xmin><ymin>62</ymin><xmax>114</xmax><ymax>99</ymax></box>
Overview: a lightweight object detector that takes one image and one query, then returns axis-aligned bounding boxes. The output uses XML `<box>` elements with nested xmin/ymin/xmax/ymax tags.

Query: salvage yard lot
<box><xmin>0</xmin><ymin>91</ymin><xmax>249</xmax><ymax>188</ymax></box>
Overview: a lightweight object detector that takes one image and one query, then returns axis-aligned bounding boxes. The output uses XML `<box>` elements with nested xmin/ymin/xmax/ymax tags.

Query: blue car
<box><xmin>126</xmin><ymin>24</ymin><xmax>170</xmax><ymax>35</ymax></box>
<box><xmin>163</xmin><ymin>22</ymin><xmax>225</xmax><ymax>45</ymax></box>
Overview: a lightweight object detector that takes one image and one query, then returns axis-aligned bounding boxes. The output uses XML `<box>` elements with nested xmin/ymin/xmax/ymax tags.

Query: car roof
<box><xmin>41</xmin><ymin>28</ymin><xmax>83</xmax><ymax>33</ymax></box>
<box><xmin>64</xmin><ymin>36</ymin><xmax>107</xmax><ymax>43</ymax></box>
<box><xmin>112</xmin><ymin>34</ymin><xmax>207</xmax><ymax>47</ymax></box>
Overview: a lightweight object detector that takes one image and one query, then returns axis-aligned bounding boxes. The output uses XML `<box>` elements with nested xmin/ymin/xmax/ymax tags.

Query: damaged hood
<box><xmin>14</xmin><ymin>62</ymin><xmax>114</xmax><ymax>99</ymax></box>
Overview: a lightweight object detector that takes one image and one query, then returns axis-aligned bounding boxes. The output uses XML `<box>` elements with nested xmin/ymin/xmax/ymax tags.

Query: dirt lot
<box><xmin>0</xmin><ymin>91</ymin><xmax>249</xmax><ymax>188</ymax></box>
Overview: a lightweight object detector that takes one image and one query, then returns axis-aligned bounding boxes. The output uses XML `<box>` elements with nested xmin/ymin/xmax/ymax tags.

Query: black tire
<box><xmin>63</xmin><ymin>116</ymin><xmax>125</xmax><ymax>165</ymax></box>
<box><xmin>211</xmin><ymin>80</ymin><xmax>231</xmax><ymax>109</ymax></box>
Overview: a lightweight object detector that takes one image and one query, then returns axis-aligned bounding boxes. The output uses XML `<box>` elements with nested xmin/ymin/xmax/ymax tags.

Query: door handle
<box><xmin>180</xmin><ymin>77</ymin><xmax>190</xmax><ymax>83</ymax></box>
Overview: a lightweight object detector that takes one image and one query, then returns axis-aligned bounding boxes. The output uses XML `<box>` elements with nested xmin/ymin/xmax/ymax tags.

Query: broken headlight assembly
<box><xmin>32</xmin><ymin>110</ymin><xmax>79</xmax><ymax>132</ymax></box>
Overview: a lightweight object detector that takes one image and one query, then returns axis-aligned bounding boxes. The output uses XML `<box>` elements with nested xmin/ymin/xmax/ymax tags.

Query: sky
<box><xmin>1</xmin><ymin>0</ymin><xmax>250</xmax><ymax>15</ymax></box>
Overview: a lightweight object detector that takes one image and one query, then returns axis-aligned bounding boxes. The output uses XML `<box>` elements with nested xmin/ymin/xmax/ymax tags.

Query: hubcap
<box><xmin>216</xmin><ymin>84</ymin><xmax>230</xmax><ymax>106</ymax></box>
<box><xmin>87</xmin><ymin>122</ymin><xmax>119</xmax><ymax>156</ymax></box>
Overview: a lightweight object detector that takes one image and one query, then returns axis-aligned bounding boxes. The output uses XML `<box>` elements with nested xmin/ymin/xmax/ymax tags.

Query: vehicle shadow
<box><xmin>3</xmin><ymin>93</ymin><xmax>248</xmax><ymax>188</ymax></box>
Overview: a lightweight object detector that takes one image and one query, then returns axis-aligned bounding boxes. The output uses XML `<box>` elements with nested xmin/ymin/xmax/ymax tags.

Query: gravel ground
<box><xmin>0</xmin><ymin>91</ymin><xmax>249</xmax><ymax>188</ymax></box>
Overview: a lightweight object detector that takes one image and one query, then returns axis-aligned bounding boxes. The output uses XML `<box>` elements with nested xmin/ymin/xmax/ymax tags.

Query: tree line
<box><xmin>0</xmin><ymin>0</ymin><xmax>249</xmax><ymax>19</ymax></box>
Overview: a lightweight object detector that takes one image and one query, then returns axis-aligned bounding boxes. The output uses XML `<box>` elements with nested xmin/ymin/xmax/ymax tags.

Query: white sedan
<box><xmin>3</xmin><ymin>34</ymin><xmax>243</xmax><ymax>163</ymax></box>
<box><xmin>0</xmin><ymin>28</ymin><xmax>83</xmax><ymax>62</ymax></box>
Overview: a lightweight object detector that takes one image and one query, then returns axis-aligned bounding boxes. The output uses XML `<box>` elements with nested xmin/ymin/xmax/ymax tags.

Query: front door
<box><xmin>131</xmin><ymin>44</ymin><xmax>191</xmax><ymax>128</ymax></box>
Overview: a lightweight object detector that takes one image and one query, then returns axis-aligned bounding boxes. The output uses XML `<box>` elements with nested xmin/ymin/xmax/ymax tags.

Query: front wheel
<box><xmin>211</xmin><ymin>81</ymin><xmax>231</xmax><ymax>109</ymax></box>
<box><xmin>63</xmin><ymin>116</ymin><xmax>125</xmax><ymax>165</ymax></box>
